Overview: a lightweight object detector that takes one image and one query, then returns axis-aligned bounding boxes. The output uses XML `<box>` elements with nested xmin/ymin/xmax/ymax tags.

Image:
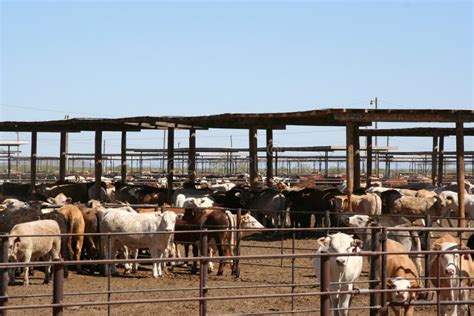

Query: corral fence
<box><xmin>0</xmin><ymin>211</ymin><xmax>472</xmax><ymax>315</ymax></box>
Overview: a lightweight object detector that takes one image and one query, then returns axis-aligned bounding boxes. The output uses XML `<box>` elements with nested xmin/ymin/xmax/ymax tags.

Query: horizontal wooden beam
<box><xmin>360</xmin><ymin>127</ymin><xmax>474</xmax><ymax>137</ymax></box>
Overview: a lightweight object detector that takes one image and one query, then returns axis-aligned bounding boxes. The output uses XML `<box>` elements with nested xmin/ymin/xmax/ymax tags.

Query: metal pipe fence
<box><xmin>0</xmin><ymin>223</ymin><xmax>472</xmax><ymax>315</ymax></box>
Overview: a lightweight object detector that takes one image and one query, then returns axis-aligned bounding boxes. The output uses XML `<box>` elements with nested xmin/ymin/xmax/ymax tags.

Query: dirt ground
<box><xmin>5</xmin><ymin>234</ymin><xmax>473</xmax><ymax>316</ymax></box>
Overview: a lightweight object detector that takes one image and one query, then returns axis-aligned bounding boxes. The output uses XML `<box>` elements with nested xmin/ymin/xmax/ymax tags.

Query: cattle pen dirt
<box><xmin>3</xmin><ymin>225</ymin><xmax>474</xmax><ymax>316</ymax></box>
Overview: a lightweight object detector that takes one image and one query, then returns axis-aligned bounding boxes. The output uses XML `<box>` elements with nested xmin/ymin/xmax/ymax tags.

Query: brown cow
<box><xmin>59</xmin><ymin>204</ymin><xmax>85</xmax><ymax>272</ymax></box>
<box><xmin>429</xmin><ymin>234</ymin><xmax>474</xmax><ymax>315</ymax></box>
<box><xmin>385</xmin><ymin>239</ymin><xmax>420</xmax><ymax>316</ymax></box>
<box><xmin>333</xmin><ymin>193</ymin><xmax>382</xmax><ymax>215</ymax></box>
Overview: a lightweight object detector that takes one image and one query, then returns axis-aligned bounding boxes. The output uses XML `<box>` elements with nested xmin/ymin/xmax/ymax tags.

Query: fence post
<box><xmin>320</xmin><ymin>251</ymin><xmax>330</xmax><ymax>316</ymax></box>
<box><xmin>324</xmin><ymin>210</ymin><xmax>331</xmax><ymax>235</ymax></box>
<box><xmin>369</xmin><ymin>223</ymin><xmax>381</xmax><ymax>316</ymax></box>
<box><xmin>380</xmin><ymin>227</ymin><xmax>388</xmax><ymax>315</ymax></box>
<box><xmin>199</xmin><ymin>229</ymin><xmax>208</xmax><ymax>316</ymax></box>
<box><xmin>233</xmin><ymin>209</ymin><xmax>241</xmax><ymax>278</ymax></box>
<box><xmin>0</xmin><ymin>234</ymin><xmax>8</xmax><ymax>315</ymax></box>
<box><xmin>291</xmin><ymin>228</ymin><xmax>296</xmax><ymax>312</ymax></box>
<box><xmin>52</xmin><ymin>258</ymin><xmax>64</xmax><ymax>316</ymax></box>
<box><xmin>424</xmin><ymin>214</ymin><xmax>432</xmax><ymax>291</ymax></box>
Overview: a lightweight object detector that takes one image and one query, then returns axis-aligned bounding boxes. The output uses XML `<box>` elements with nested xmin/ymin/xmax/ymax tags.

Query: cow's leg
<box><xmin>191</xmin><ymin>243</ymin><xmax>198</xmax><ymax>274</ymax></box>
<box><xmin>338</xmin><ymin>283</ymin><xmax>352</xmax><ymax>316</ymax></box>
<box><xmin>23</xmin><ymin>252</ymin><xmax>32</xmax><ymax>286</ymax></box>
<box><xmin>122</xmin><ymin>246</ymin><xmax>132</xmax><ymax>274</ymax></box>
<box><xmin>131</xmin><ymin>248</ymin><xmax>139</xmax><ymax>274</ymax></box>
<box><xmin>216</xmin><ymin>242</ymin><xmax>225</xmax><ymax>276</ymax></box>
<box><xmin>43</xmin><ymin>253</ymin><xmax>51</xmax><ymax>284</ymax></box>
<box><xmin>74</xmin><ymin>234</ymin><xmax>84</xmax><ymax>273</ymax></box>
<box><xmin>208</xmin><ymin>247</ymin><xmax>215</xmax><ymax>272</ymax></box>
<box><xmin>330</xmin><ymin>284</ymin><xmax>339</xmax><ymax>315</ymax></box>
<box><xmin>149</xmin><ymin>247</ymin><xmax>163</xmax><ymax>278</ymax></box>
<box><xmin>439</xmin><ymin>292</ymin><xmax>449</xmax><ymax>315</ymax></box>
<box><xmin>459</xmin><ymin>289</ymin><xmax>469</xmax><ymax>315</ymax></box>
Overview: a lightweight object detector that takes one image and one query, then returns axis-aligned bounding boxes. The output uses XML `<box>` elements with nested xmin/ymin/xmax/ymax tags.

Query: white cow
<box><xmin>181</xmin><ymin>196</ymin><xmax>215</xmax><ymax>209</ymax></box>
<box><xmin>101</xmin><ymin>210</ymin><xmax>177</xmax><ymax>278</ymax></box>
<box><xmin>439</xmin><ymin>191</ymin><xmax>474</xmax><ymax>224</ymax></box>
<box><xmin>8</xmin><ymin>219</ymin><xmax>61</xmax><ymax>286</ymax></box>
<box><xmin>313</xmin><ymin>233</ymin><xmax>363</xmax><ymax>316</ymax></box>
<box><xmin>0</xmin><ymin>198</ymin><xmax>29</xmax><ymax>212</ymax></box>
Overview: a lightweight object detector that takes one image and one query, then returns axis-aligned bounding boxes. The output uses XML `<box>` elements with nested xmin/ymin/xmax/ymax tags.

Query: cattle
<box><xmin>385</xmin><ymin>239</ymin><xmax>421</xmax><ymax>316</ymax></box>
<box><xmin>0</xmin><ymin>198</ymin><xmax>29</xmax><ymax>212</ymax></box>
<box><xmin>344</xmin><ymin>214</ymin><xmax>423</xmax><ymax>276</ymax></box>
<box><xmin>285</xmin><ymin>188</ymin><xmax>324</xmax><ymax>234</ymax></box>
<box><xmin>0</xmin><ymin>183</ymin><xmax>33</xmax><ymax>199</ymax></box>
<box><xmin>333</xmin><ymin>193</ymin><xmax>382</xmax><ymax>215</ymax></box>
<box><xmin>174</xmin><ymin>208</ymin><xmax>233</xmax><ymax>275</ymax></box>
<box><xmin>178</xmin><ymin>196</ymin><xmax>215</xmax><ymax>209</ymax></box>
<box><xmin>58</xmin><ymin>205</ymin><xmax>85</xmax><ymax>272</ymax></box>
<box><xmin>429</xmin><ymin>234</ymin><xmax>474</xmax><ymax>315</ymax></box>
<box><xmin>112</xmin><ymin>182</ymin><xmax>168</xmax><ymax>205</ymax></box>
<box><xmin>468</xmin><ymin>234</ymin><xmax>474</xmax><ymax>260</ymax></box>
<box><xmin>36</xmin><ymin>182</ymin><xmax>91</xmax><ymax>203</ymax></box>
<box><xmin>171</xmin><ymin>188</ymin><xmax>213</xmax><ymax>207</ymax></box>
<box><xmin>439</xmin><ymin>191</ymin><xmax>474</xmax><ymax>225</ymax></box>
<box><xmin>389</xmin><ymin>196</ymin><xmax>443</xmax><ymax>221</ymax></box>
<box><xmin>8</xmin><ymin>219</ymin><xmax>61</xmax><ymax>286</ymax></box>
<box><xmin>235</xmin><ymin>188</ymin><xmax>287</xmax><ymax>228</ymax></box>
<box><xmin>45</xmin><ymin>193</ymin><xmax>72</xmax><ymax>206</ymax></box>
<box><xmin>313</xmin><ymin>232</ymin><xmax>363</xmax><ymax>316</ymax></box>
<box><xmin>77</xmin><ymin>204</ymin><xmax>104</xmax><ymax>273</ymax></box>
<box><xmin>101</xmin><ymin>210</ymin><xmax>177</xmax><ymax>278</ymax></box>
<box><xmin>415</xmin><ymin>189</ymin><xmax>437</xmax><ymax>199</ymax></box>
<box><xmin>0</xmin><ymin>206</ymin><xmax>42</xmax><ymax>233</ymax></box>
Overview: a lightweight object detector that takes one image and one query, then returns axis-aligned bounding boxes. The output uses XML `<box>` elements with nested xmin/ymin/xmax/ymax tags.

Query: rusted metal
<box><xmin>432</xmin><ymin>136</ymin><xmax>438</xmax><ymax>185</ymax></box>
<box><xmin>320</xmin><ymin>251</ymin><xmax>330</xmax><ymax>316</ymax></box>
<box><xmin>121</xmin><ymin>131</ymin><xmax>127</xmax><ymax>182</ymax></box>
<box><xmin>249</xmin><ymin>128</ymin><xmax>258</xmax><ymax>191</ymax></box>
<box><xmin>436</xmin><ymin>253</ymin><xmax>441</xmax><ymax>314</ymax></box>
<box><xmin>291</xmin><ymin>229</ymin><xmax>296</xmax><ymax>312</ymax></box>
<box><xmin>167</xmin><ymin>127</ymin><xmax>174</xmax><ymax>201</ymax></box>
<box><xmin>380</xmin><ymin>227</ymin><xmax>388</xmax><ymax>315</ymax></box>
<box><xmin>456</xmin><ymin>122</ymin><xmax>465</xmax><ymax>229</ymax></box>
<box><xmin>0</xmin><ymin>234</ymin><xmax>8</xmax><ymax>315</ymax></box>
<box><xmin>424</xmin><ymin>214</ymin><xmax>432</xmax><ymax>290</ymax></box>
<box><xmin>188</xmin><ymin>128</ymin><xmax>196</xmax><ymax>181</ymax></box>
<box><xmin>437</xmin><ymin>136</ymin><xmax>444</xmax><ymax>186</ymax></box>
<box><xmin>233</xmin><ymin>209</ymin><xmax>242</xmax><ymax>278</ymax></box>
<box><xmin>199</xmin><ymin>229</ymin><xmax>208</xmax><ymax>316</ymax></box>
<box><xmin>52</xmin><ymin>259</ymin><xmax>64</xmax><ymax>316</ymax></box>
<box><xmin>30</xmin><ymin>131</ymin><xmax>37</xmax><ymax>188</ymax></box>
<box><xmin>94</xmin><ymin>130</ymin><xmax>102</xmax><ymax>200</ymax></box>
<box><xmin>59</xmin><ymin>131</ymin><xmax>67</xmax><ymax>182</ymax></box>
<box><xmin>369</xmin><ymin>223</ymin><xmax>380</xmax><ymax>316</ymax></box>
<box><xmin>366</xmin><ymin>136</ymin><xmax>372</xmax><ymax>187</ymax></box>
<box><xmin>266</xmin><ymin>129</ymin><xmax>273</xmax><ymax>187</ymax></box>
<box><xmin>346</xmin><ymin>122</ymin><xmax>355</xmax><ymax>198</ymax></box>
<box><xmin>353</xmin><ymin>124</ymin><xmax>361</xmax><ymax>190</ymax></box>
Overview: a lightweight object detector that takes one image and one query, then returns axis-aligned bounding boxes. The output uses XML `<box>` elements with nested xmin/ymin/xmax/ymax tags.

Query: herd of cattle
<box><xmin>0</xmin><ymin>178</ymin><xmax>474</xmax><ymax>315</ymax></box>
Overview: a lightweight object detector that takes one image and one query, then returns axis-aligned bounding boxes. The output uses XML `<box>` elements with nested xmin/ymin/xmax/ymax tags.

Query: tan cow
<box><xmin>385</xmin><ymin>239</ymin><xmax>420</xmax><ymax>316</ymax></box>
<box><xmin>390</xmin><ymin>196</ymin><xmax>443</xmax><ymax>220</ymax></box>
<box><xmin>59</xmin><ymin>204</ymin><xmax>85</xmax><ymax>272</ymax></box>
<box><xmin>334</xmin><ymin>193</ymin><xmax>382</xmax><ymax>215</ymax></box>
<box><xmin>429</xmin><ymin>234</ymin><xmax>474</xmax><ymax>315</ymax></box>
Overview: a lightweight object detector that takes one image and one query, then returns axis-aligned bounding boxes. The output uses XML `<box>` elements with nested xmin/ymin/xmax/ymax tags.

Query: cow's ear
<box><xmin>432</xmin><ymin>242</ymin><xmax>442</xmax><ymax>251</ymax></box>
<box><xmin>351</xmin><ymin>239</ymin><xmax>363</xmax><ymax>251</ymax></box>
<box><xmin>235</xmin><ymin>192</ymin><xmax>241</xmax><ymax>198</ymax></box>
<box><xmin>14</xmin><ymin>237</ymin><xmax>21</xmax><ymax>244</ymax></box>
<box><xmin>317</xmin><ymin>237</ymin><xmax>330</xmax><ymax>248</ymax></box>
<box><xmin>446</xmin><ymin>197</ymin><xmax>453</xmax><ymax>205</ymax></box>
<box><xmin>387</xmin><ymin>279</ymin><xmax>394</xmax><ymax>288</ymax></box>
<box><xmin>460</xmin><ymin>246</ymin><xmax>470</xmax><ymax>260</ymax></box>
<box><xmin>241</xmin><ymin>214</ymin><xmax>249</xmax><ymax>222</ymax></box>
<box><xmin>409</xmin><ymin>281</ymin><xmax>420</xmax><ymax>289</ymax></box>
<box><xmin>65</xmin><ymin>198</ymin><xmax>72</xmax><ymax>204</ymax></box>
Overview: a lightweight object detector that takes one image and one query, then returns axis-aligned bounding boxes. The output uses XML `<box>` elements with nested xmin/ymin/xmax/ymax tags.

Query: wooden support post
<box><xmin>432</xmin><ymin>136</ymin><xmax>438</xmax><ymax>186</ymax></box>
<box><xmin>324</xmin><ymin>151</ymin><xmax>329</xmax><ymax>177</ymax></box>
<box><xmin>456</xmin><ymin>122</ymin><xmax>465</xmax><ymax>228</ymax></box>
<box><xmin>346</xmin><ymin>123</ymin><xmax>355</xmax><ymax>210</ymax></box>
<box><xmin>94</xmin><ymin>130</ymin><xmax>102</xmax><ymax>200</ymax></box>
<box><xmin>274</xmin><ymin>150</ymin><xmax>278</xmax><ymax>177</ymax></box>
<box><xmin>437</xmin><ymin>136</ymin><xmax>444</xmax><ymax>187</ymax></box>
<box><xmin>121</xmin><ymin>131</ymin><xmax>127</xmax><ymax>183</ymax></box>
<box><xmin>188</xmin><ymin>128</ymin><xmax>196</xmax><ymax>181</ymax></box>
<box><xmin>59</xmin><ymin>132</ymin><xmax>67</xmax><ymax>182</ymax></box>
<box><xmin>31</xmin><ymin>131</ymin><xmax>37</xmax><ymax>189</ymax></box>
<box><xmin>366</xmin><ymin>136</ymin><xmax>373</xmax><ymax>187</ymax></box>
<box><xmin>354</xmin><ymin>125</ymin><xmax>361</xmax><ymax>189</ymax></box>
<box><xmin>167</xmin><ymin>128</ymin><xmax>175</xmax><ymax>202</ymax></box>
<box><xmin>249</xmin><ymin>128</ymin><xmax>258</xmax><ymax>191</ymax></box>
<box><xmin>266</xmin><ymin>129</ymin><xmax>273</xmax><ymax>187</ymax></box>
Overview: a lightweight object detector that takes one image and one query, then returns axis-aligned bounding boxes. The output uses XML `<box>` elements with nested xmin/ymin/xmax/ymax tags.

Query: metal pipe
<box><xmin>369</xmin><ymin>224</ymin><xmax>380</xmax><ymax>316</ymax></box>
<box><xmin>0</xmin><ymin>234</ymin><xmax>8</xmax><ymax>315</ymax></box>
<box><xmin>320</xmin><ymin>251</ymin><xmax>330</xmax><ymax>316</ymax></box>
<box><xmin>199</xmin><ymin>229</ymin><xmax>208</xmax><ymax>316</ymax></box>
<box><xmin>380</xmin><ymin>227</ymin><xmax>388</xmax><ymax>315</ymax></box>
<box><xmin>52</xmin><ymin>259</ymin><xmax>64</xmax><ymax>316</ymax></box>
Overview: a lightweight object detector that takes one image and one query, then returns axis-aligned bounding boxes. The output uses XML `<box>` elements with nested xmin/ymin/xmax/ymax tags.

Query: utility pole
<box><xmin>370</xmin><ymin>97</ymin><xmax>379</xmax><ymax>178</ymax></box>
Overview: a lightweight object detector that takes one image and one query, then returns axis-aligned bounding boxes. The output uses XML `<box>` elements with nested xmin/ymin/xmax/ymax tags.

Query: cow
<box><xmin>112</xmin><ymin>182</ymin><xmax>168</xmax><ymax>205</ymax></box>
<box><xmin>101</xmin><ymin>210</ymin><xmax>177</xmax><ymax>278</ymax></box>
<box><xmin>429</xmin><ymin>234</ymin><xmax>474</xmax><ymax>315</ymax></box>
<box><xmin>285</xmin><ymin>188</ymin><xmax>324</xmax><ymax>236</ymax></box>
<box><xmin>178</xmin><ymin>196</ymin><xmax>215</xmax><ymax>209</ymax></box>
<box><xmin>36</xmin><ymin>182</ymin><xmax>90</xmax><ymax>203</ymax></box>
<box><xmin>343</xmin><ymin>214</ymin><xmax>423</xmax><ymax>276</ymax></box>
<box><xmin>0</xmin><ymin>198</ymin><xmax>29</xmax><ymax>212</ymax></box>
<box><xmin>58</xmin><ymin>205</ymin><xmax>85</xmax><ymax>272</ymax></box>
<box><xmin>77</xmin><ymin>204</ymin><xmax>104</xmax><ymax>273</ymax></box>
<box><xmin>468</xmin><ymin>234</ymin><xmax>474</xmax><ymax>260</ymax></box>
<box><xmin>8</xmin><ymin>219</ymin><xmax>61</xmax><ymax>286</ymax></box>
<box><xmin>171</xmin><ymin>188</ymin><xmax>213</xmax><ymax>207</ymax></box>
<box><xmin>385</xmin><ymin>239</ymin><xmax>421</xmax><ymax>316</ymax></box>
<box><xmin>333</xmin><ymin>193</ymin><xmax>382</xmax><ymax>215</ymax></box>
<box><xmin>415</xmin><ymin>189</ymin><xmax>437</xmax><ymax>199</ymax></box>
<box><xmin>439</xmin><ymin>191</ymin><xmax>474</xmax><ymax>226</ymax></box>
<box><xmin>389</xmin><ymin>196</ymin><xmax>443</xmax><ymax>221</ymax></box>
<box><xmin>174</xmin><ymin>208</ymin><xmax>233</xmax><ymax>275</ymax></box>
<box><xmin>313</xmin><ymin>232</ymin><xmax>363</xmax><ymax>316</ymax></box>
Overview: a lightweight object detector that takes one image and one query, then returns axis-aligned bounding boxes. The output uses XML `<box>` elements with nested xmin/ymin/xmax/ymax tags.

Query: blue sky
<box><xmin>0</xmin><ymin>1</ymin><xmax>472</xmax><ymax>157</ymax></box>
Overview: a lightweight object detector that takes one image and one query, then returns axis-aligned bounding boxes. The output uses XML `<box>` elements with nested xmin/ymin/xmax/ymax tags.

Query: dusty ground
<box><xmin>5</xmin><ymin>235</ymin><xmax>473</xmax><ymax>315</ymax></box>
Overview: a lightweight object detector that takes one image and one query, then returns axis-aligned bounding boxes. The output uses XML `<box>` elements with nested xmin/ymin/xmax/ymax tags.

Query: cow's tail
<box><xmin>374</xmin><ymin>194</ymin><xmax>382</xmax><ymax>215</ymax></box>
<box><xmin>225</xmin><ymin>210</ymin><xmax>236</xmax><ymax>256</ymax></box>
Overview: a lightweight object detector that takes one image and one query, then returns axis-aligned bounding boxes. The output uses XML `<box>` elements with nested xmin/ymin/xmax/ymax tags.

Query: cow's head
<box><xmin>241</xmin><ymin>213</ymin><xmax>264</xmax><ymax>230</ymax></box>
<box><xmin>344</xmin><ymin>214</ymin><xmax>371</xmax><ymax>228</ymax></box>
<box><xmin>387</xmin><ymin>277</ymin><xmax>419</xmax><ymax>303</ymax></box>
<box><xmin>432</xmin><ymin>242</ymin><xmax>468</xmax><ymax>276</ymax></box>
<box><xmin>159</xmin><ymin>211</ymin><xmax>178</xmax><ymax>232</ymax></box>
<box><xmin>317</xmin><ymin>232</ymin><xmax>362</xmax><ymax>266</ymax></box>
<box><xmin>7</xmin><ymin>236</ymin><xmax>21</xmax><ymax>262</ymax></box>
